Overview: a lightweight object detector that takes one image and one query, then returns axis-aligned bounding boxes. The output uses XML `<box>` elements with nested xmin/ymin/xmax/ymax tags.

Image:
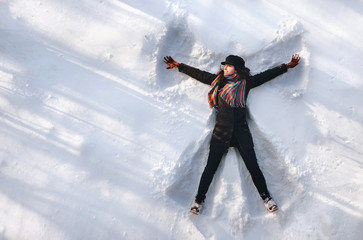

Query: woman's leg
<box><xmin>195</xmin><ymin>150</ymin><xmax>224</xmax><ymax>203</ymax></box>
<box><xmin>237</xmin><ymin>146</ymin><xmax>271</xmax><ymax>200</ymax></box>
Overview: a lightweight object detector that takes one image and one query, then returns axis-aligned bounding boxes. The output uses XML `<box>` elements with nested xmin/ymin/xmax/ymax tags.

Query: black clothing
<box><xmin>195</xmin><ymin>150</ymin><xmax>224</xmax><ymax>203</ymax></box>
<box><xmin>221</xmin><ymin>55</ymin><xmax>245</xmax><ymax>69</ymax></box>
<box><xmin>177</xmin><ymin>63</ymin><xmax>288</xmax><ymax>203</ymax></box>
<box><xmin>178</xmin><ymin>63</ymin><xmax>287</xmax><ymax>87</ymax></box>
<box><xmin>195</xmin><ymin>146</ymin><xmax>270</xmax><ymax>203</ymax></box>
<box><xmin>178</xmin><ymin>63</ymin><xmax>287</xmax><ymax>153</ymax></box>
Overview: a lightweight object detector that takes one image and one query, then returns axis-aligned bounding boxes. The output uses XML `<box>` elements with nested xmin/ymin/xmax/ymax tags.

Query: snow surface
<box><xmin>1</xmin><ymin>0</ymin><xmax>363</xmax><ymax>239</ymax></box>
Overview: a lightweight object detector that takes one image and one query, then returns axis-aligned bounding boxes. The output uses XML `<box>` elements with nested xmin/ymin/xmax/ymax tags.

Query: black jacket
<box><xmin>178</xmin><ymin>63</ymin><xmax>288</xmax><ymax>153</ymax></box>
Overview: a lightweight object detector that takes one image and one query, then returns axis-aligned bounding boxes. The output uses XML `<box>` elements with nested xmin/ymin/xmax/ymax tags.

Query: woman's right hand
<box><xmin>286</xmin><ymin>54</ymin><xmax>300</xmax><ymax>68</ymax></box>
<box><xmin>163</xmin><ymin>56</ymin><xmax>179</xmax><ymax>69</ymax></box>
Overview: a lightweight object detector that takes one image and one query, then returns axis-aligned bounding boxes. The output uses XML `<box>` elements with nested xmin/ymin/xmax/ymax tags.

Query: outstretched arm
<box><xmin>251</xmin><ymin>54</ymin><xmax>300</xmax><ymax>88</ymax></box>
<box><xmin>163</xmin><ymin>56</ymin><xmax>217</xmax><ymax>85</ymax></box>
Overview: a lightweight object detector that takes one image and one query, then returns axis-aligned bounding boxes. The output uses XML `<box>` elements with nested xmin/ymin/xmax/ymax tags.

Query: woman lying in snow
<box><xmin>164</xmin><ymin>54</ymin><xmax>300</xmax><ymax>215</ymax></box>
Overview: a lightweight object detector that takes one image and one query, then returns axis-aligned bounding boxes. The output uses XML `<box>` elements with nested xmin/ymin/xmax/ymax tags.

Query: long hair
<box><xmin>236</xmin><ymin>66</ymin><xmax>250</xmax><ymax>79</ymax></box>
<box><xmin>214</xmin><ymin>70</ymin><xmax>224</xmax><ymax>84</ymax></box>
<box><xmin>215</xmin><ymin>66</ymin><xmax>251</xmax><ymax>84</ymax></box>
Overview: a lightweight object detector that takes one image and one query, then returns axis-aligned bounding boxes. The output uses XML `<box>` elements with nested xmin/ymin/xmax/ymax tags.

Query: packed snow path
<box><xmin>0</xmin><ymin>0</ymin><xmax>362</xmax><ymax>239</ymax></box>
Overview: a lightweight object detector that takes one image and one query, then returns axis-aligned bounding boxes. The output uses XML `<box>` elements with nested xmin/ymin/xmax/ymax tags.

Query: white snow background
<box><xmin>0</xmin><ymin>0</ymin><xmax>363</xmax><ymax>239</ymax></box>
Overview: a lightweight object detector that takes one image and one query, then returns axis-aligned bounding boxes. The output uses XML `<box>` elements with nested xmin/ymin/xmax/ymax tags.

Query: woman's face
<box><xmin>223</xmin><ymin>64</ymin><xmax>236</xmax><ymax>76</ymax></box>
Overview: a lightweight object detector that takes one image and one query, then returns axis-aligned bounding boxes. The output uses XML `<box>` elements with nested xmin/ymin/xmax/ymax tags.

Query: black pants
<box><xmin>195</xmin><ymin>146</ymin><xmax>271</xmax><ymax>203</ymax></box>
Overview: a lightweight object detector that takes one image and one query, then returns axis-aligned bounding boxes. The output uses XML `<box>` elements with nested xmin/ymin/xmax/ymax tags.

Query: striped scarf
<box><xmin>207</xmin><ymin>73</ymin><xmax>247</xmax><ymax>108</ymax></box>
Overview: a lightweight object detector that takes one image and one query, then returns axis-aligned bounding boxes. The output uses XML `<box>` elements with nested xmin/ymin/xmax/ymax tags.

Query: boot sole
<box><xmin>269</xmin><ymin>207</ymin><xmax>279</xmax><ymax>213</ymax></box>
<box><xmin>190</xmin><ymin>210</ymin><xmax>199</xmax><ymax>215</ymax></box>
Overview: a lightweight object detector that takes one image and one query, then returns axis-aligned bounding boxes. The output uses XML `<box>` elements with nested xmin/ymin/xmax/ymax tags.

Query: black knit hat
<box><xmin>221</xmin><ymin>55</ymin><xmax>245</xmax><ymax>70</ymax></box>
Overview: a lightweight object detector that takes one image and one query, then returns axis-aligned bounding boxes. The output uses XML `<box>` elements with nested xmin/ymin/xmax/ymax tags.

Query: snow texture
<box><xmin>0</xmin><ymin>0</ymin><xmax>363</xmax><ymax>239</ymax></box>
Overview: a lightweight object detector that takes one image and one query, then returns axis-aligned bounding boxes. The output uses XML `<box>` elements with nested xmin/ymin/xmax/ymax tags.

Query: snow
<box><xmin>0</xmin><ymin>0</ymin><xmax>362</xmax><ymax>239</ymax></box>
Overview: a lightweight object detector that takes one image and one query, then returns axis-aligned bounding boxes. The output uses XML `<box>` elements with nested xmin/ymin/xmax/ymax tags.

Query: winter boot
<box><xmin>190</xmin><ymin>201</ymin><xmax>203</xmax><ymax>215</ymax></box>
<box><xmin>264</xmin><ymin>197</ymin><xmax>279</xmax><ymax>213</ymax></box>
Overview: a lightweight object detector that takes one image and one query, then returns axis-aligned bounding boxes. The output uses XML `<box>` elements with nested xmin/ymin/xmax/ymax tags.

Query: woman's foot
<box><xmin>264</xmin><ymin>198</ymin><xmax>279</xmax><ymax>213</ymax></box>
<box><xmin>190</xmin><ymin>201</ymin><xmax>203</xmax><ymax>215</ymax></box>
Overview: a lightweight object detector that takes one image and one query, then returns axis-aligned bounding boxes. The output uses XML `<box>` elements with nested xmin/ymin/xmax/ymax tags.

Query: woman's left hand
<box><xmin>163</xmin><ymin>56</ymin><xmax>179</xmax><ymax>69</ymax></box>
<box><xmin>286</xmin><ymin>54</ymin><xmax>300</xmax><ymax>68</ymax></box>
